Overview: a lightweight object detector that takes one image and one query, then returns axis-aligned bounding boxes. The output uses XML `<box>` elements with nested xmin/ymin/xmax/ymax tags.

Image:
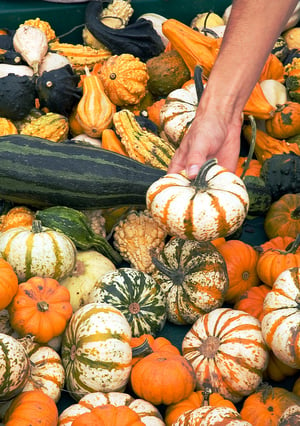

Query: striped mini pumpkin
<box><xmin>0</xmin><ymin>333</ymin><xmax>30</xmax><ymax>400</ymax></box>
<box><xmin>173</xmin><ymin>406</ymin><xmax>252</xmax><ymax>426</ymax></box>
<box><xmin>261</xmin><ymin>267</ymin><xmax>300</xmax><ymax>368</ymax></box>
<box><xmin>146</xmin><ymin>158</ymin><xmax>249</xmax><ymax>242</ymax></box>
<box><xmin>182</xmin><ymin>307</ymin><xmax>269</xmax><ymax>403</ymax></box>
<box><xmin>87</xmin><ymin>267</ymin><xmax>167</xmax><ymax>337</ymax></box>
<box><xmin>61</xmin><ymin>303</ymin><xmax>132</xmax><ymax>401</ymax></box>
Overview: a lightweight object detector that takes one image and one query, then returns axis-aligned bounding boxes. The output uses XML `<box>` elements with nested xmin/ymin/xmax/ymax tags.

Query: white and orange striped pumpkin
<box><xmin>0</xmin><ymin>220</ymin><xmax>77</xmax><ymax>282</ymax></box>
<box><xmin>0</xmin><ymin>333</ymin><xmax>30</xmax><ymax>400</ymax></box>
<box><xmin>146</xmin><ymin>158</ymin><xmax>249</xmax><ymax>242</ymax></box>
<box><xmin>182</xmin><ymin>307</ymin><xmax>269</xmax><ymax>403</ymax></box>
<box><xmin>58</xmin><ymin>391</ymin><xmax>164</xmax><ymax>426</ymax></box>
<box><xmin>173</xmin><ymin>406</ymin><xmax>252</xmax><ymax>426</ymax></box>
<box><xmin>61</xmin><ymin>303</ymin><xmax>132</xmax><ymax>401</ymax></box>
<box><xmin>261</xmin><ymin>266</ymin><xmax>300</xmax><ymax>369</ymax></box>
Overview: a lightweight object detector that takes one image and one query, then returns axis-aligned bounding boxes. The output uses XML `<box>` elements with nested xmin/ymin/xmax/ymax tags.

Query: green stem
<box><xmin>240</xmin><ymin>115</ymin><xmax>256</xmax><ymax>180</ymax></box>
<box><xmin>193</xmin><ymin>158</ymin><xmax>217</xmax><ymax>188</ymax></box>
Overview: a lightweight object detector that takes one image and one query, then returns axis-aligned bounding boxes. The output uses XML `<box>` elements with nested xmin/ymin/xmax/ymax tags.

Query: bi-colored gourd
<box><xmin>173</xmin><ymin>406</ymin><xmax>251</xmax><ymax>426</ymax></box>
<box><xmin>261</xmin><ymin>267</ymin><xmax>300</xmax><ymax>368</ymax></box>
<box><xmin>146</xmin><ymin>158</ymin><xmax>249</xmax><ymax>241</ymax></box>
<box><xmin>182</xmin><ymin>307</ymin><xmax>269</xmax><ymax>403</ymax></box>
<box><xmin>151</xmin><ymin>237</ymin><xmax>228</xmax><ymax>325</ymax></box>
<box><xmin>61</xmin><ymin>302</ymin><xmax>132</xmax><ymax>400</ymax></box>
<box><xmin>20</xmin><ymin>112</ymin><xmax>69</xmax><ymax>142</ymax></box>
<box><xmin>0</xmin><ymin>219</ymin><xmax>77</xmax><ymax>282</ymax></box>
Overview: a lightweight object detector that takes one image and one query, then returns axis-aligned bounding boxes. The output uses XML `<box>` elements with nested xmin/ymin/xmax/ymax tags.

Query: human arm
<box><xmin>167</xmin><ymin>0</ymin><xmax>299</xmax><ymax>178</ymax></box>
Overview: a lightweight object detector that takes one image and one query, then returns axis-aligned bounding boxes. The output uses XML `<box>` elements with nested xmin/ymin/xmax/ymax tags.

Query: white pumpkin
<box><xmin>61</xmin><ymin>303</ymin><xmax>132</xmax><ymax>401</ymax></box>
<box><xmin>60</xmin><ymin>250</ymin><xmax>116</xmax><ymax>312</ymax></box>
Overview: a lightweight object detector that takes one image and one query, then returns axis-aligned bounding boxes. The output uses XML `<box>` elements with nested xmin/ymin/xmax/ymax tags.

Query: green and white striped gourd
<box><xmin>61</xmin><ymin>302</ymin><xmax>132</xmax><ymax>401</ymax></box>
<box><xmin>88</xmin><ymin>267</ymin><xmax>167</xmax><ymax>337</ymax></box>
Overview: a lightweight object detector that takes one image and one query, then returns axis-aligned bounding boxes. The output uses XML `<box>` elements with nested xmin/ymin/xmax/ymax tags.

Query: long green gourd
<box><xmin>0</xmin><ymin>134</ymin><xmax>165</xmax><ymax>209</ymax></box>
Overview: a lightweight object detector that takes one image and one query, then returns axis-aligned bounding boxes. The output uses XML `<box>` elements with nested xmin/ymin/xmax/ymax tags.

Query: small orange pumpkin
<box><xmin>265</xmin><ymin>101</ymin><xmax>300</xmax><ymax>138</ymax></box>
<box><xmin>0</xmin><ymin>258</ymin><xmax>19</xmax><ymax>310</ymax></box>
<box><xmin>72</xmin><ymin>404</ymin><xmax>144</xmax><ymax>426</ymax></box>
<box><xmin>4</xmin><ymin>390</ymin><xmax>58</xmax><ymax>426</ymax></box>
<box><xmin>130</xmin><ymin>334</ymin><xmax>180</xmax><ymax>366</ymax></box>
<box><xmin>234</xmin><ymin>284</ymin><xmax>271</xmax><ymax>322</ymax></box>
<box><xmin>235</xmin><ymin>156</ymin><xmax>262</xmax><ymax>177</ymax></box>
<box><xmin>130</xmin><ymin>351</ymin><xmax>196</xmax><ymax>405</ymax></box>
<box><xmin>240</xmin><ymin>385</ymin><xmax>300</xmax><ymax>426</ymax></box>
<box><xmin>217</xmin><ymin>239</ymin><xmax>260</xmax><ymax>304</ymax></box>
<box><xmin>256</xmin><ymin>235</ymin><xmax>300</xmax><ymax>287</ymax></box>
<box><xmin>8</xmin><ymin>276</ymin><xmax>73</xmax><ymax>343</ymax></box>
<box><xmin>0</xmin><ymin>206</ymin><xmax>35</xmax><ymax>232</ymax></box>
<box><xmin>264</xmin><ymin>193</ymin><xmax>300</xmax><ymax>239</ymax></box>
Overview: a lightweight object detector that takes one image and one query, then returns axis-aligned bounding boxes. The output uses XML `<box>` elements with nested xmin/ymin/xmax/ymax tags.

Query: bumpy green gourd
<box><xmin>36</xmin><ymin>205</ymin><xmax>122</xmax><ymax>265</ymax></box>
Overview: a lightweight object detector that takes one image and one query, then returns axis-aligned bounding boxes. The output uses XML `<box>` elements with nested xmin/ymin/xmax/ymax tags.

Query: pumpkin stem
<box><xmin>31</xmin><ymin>220</ymin><xmax>43</xmax><ymax>234</ymax></box>
<box><xmin>285</xmin><ymin>233</ymin><xmax>300</xmax><ymax>254</ymax></box>
<box><xmin>132</xmin><ymin>338</ymin><xmax>153</xmax><ymax>357</ymax></box>
<box><xmin>240</xmin><ymin>115</ymin><xmax>256</xmax><ymax>180</ymax></box>
<box><xmin>37</xmin><ymin>301</ymin><xmax>49</xmax><ymax>312</ymax></box>
<box><xmin>292</xmin><ymin>205</ymin><xmax>300</xmax><ymax>219</ymax></box>
<box><xmin>151</xmin><ymin>254</ymin><xmax>185</xmax><ymax>285</ymax></box>
<box><xmin>194</xmin><ymin>64</ymin><xmax>204</xmax><ymax>102</ymax></box>
<box><xmin>193</xmin><ymin>158</ymin><xmax>218</xmax><ymax>188</ymax></box>
<box><xmin>202</xmin><ymin>386</ymin><xmax>213</xmax><ymax>406</ymax></box>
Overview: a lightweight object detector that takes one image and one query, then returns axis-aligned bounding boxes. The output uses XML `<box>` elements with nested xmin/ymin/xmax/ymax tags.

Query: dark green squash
<box><xmin>85</xmin><ymin>0</ymin><xmax>164</xmax><ymax>62</ymax></box>
<box><xmin>0</xmin><ymin>134</ymin><xmax>164</xmax><ymax>209</ymax></box>
<box><xmin>36</xmin><ymin>64</ymin><xmax>81</xmax><ymax>116</ymax></box>
<box><xmin>260</xmin><ymin>152</ymin><xmax>300</xmax><ymax>200</ymax></box>
<box><xmin>36</xmin><ymin>205</ymin><xmax>122</xmax><ymax>265</ymax></box>
<box><xmin>243</xmin><ymin>175</ymin><xmax>272</xmax><ymax>217</ymax></box>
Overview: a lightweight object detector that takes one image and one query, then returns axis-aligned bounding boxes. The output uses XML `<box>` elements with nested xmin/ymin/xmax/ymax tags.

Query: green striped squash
<box><xmin>0</xmin><ymin>333</ymin><xmax>30</xmax><ymax>400</ymax></box>
<box><xmin>61</xmin><ymin>303</ymin><xmax>132</xmax><ymax>401</ymax></box>
<box><xmin>87</xmin><ymin>267</ymin><xmax>167</xmax><ymax>337</ymax></box>
<box><xmin>0</xmin><ymin>134</ymin><xmax>164</xmax><ymax>209</ymax></box>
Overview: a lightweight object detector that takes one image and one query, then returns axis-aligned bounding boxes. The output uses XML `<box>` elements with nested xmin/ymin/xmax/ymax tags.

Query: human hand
<box><xmin>167</xmin><ymin>107</ymin><xmax>243</xmax><ymax>179</ymax></box>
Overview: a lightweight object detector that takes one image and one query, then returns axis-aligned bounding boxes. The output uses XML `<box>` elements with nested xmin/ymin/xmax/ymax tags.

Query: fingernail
<box><xmin>187</xmin><ymin>165</ymin><xmax>200</xmax><ymax>178</ymax></box>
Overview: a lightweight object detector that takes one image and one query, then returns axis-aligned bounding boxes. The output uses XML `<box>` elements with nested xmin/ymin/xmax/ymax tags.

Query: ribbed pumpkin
<box><xmin>261</xmin><ymin>267</ymin><xmax>300</xmax><ymax>368</ymax></box>
<box><xmin>98</xmin><ymin>53</ymin><xmax>149</xmax><ymax>106</ymax></box>
<box><xmin>58</xmin><ymin>391</ymin><xmax>164</xmax><ymax>426</ymax></box>
<box><xmin>0</xmin><ymin>205</ymin><xmax>35</xmax><ymax>232</ymax></box>
<box><xmin>165</xmin><ymin>388</ymin><xmax>237</xmax><ymax>426</ymax></box>
<box><xmin>173</xmin><ymin>406</ymin><xmax>251</xmax><ymax>426</ymax></box>
<box><xmin>146</xmin><ymin>158</ymin><xmax>249</xmax><ymax>242</ymax></box>
<box><xmin>234</xmin><ymin>285</ymin><xmax>271</xmax><ymax>322</ymax></box>
<box><xmin>0</xmin><ymin>220</ymin><xmax>77</xmax><ymax>282</ymax></box>
<box><xmin>87</xmin><ymin>267</ymin><xmax>167</xmax><ymax>337</ymax></box>
<box><xmin>3</xmin><ymin>389</ymin><xmax>58</xmax><ymax>426</ymax></box>
<box><xmin>256</xmin><ymin>235</ymin><xmax>300</xmax><ymax>287</ymax></box>
<box><xmin>151</xmin><ymin>237</ymin><xmax>228</xmax><ymax>325</ymax></box>
<box><xmin>73</xmin><ymin>67</ymin><xmax>116</xmax><ymax>138</ymax></box>
<box><xmin>21</xmin><ymin>342</ymin><xmax>65</xmax><ymax>402</ymax></box>
<box><xmin>265</xmin><ymin>101</ymin><xmax>300</xmax><ymax>138</ymax></box>
<box><xmin>130</xmin><ymin>351</ymin><xmax>197</xmax><ymax>405</ymax></box>
<box><xmin>130</xmin><ymin>334</ymin><xmax>180</xmax><ymax>366</ymax></box>
<box><xmin>8</xmin><ymin>277</ymin><xmax>73</xmax><ymax>344</ymax></box>
<box><xmin>216</xmin><ymin>239</ymin><xmax>260</xmax><ymax>304</ymax></box>
<box><xmin>61</xmin><ymin>302</ymin><xmax>132</xmax><ymax>401</ymax></box>
<box><xmin>182</xmin><ymin>307</ymin><xmax>269</xmax><ymax>403</ymax></box>
<box><xmin>0</xmin><ymin>258</ymin><xmax>18</xmax><ymax>311</ymax></box>
<box><xmin>0</xmin><ymin>333</ymin><xmax>30</xmax><ymax>400</ymax></box>
<box><xmin>264</xmin><ymin>193</ymin><xmax>300</xmax><ymax>239</ymax></box>
<box><xmin>240</xmin><ymin>385</ymin><xmax>300</xmax><ymax>426</ymax></box>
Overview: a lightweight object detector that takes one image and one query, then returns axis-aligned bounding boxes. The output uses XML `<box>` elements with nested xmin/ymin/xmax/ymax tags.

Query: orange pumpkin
<box><xmin>4</xmin><ymin>390</ymin><xmax>58</xmax><ymax>426</ymax></box>
<box><xmin>8</xmin><ymin>276</ymin><xmax>73</xmax><ymax>343</ymax></box>
<box><xmin>164</xmin><ymin>388</ymin><xmax>237</xmax><ymax>426</ymax></box>
<box><xmin>130</xmin><ymin>334</ymin><xmax>180</xmax><ymax>366</ymax></box>
<box><xmin>72</xmin><ymin>404</ymin><xmax>144</xmax><ymax>426</ymax></box>
<box><xmin>256</xmin><ymin>235</ymin><xmax>300</xmax><ymax>287</ymax></box>
<box><xmin>264</xmin><ymin>193</ymin><xmax>300</xmax><ymax>239</ymax></box>
<box><xmin>0</xmin><ymin>206</ymin><xmax>35</xmax><ymax>232</ymax></box>
<box><xmin>217</xmin><ymin>239</ymin><xmax>260</xmax><ymax>304</ymax></box>
<box><xmin>265</xmin><ymin>101</ymin><xmax>300</xmax><ymax>138</ymax></box>
<box><xmin>240</xmin><ymin>385</ymin><xmax>300</xmax><ymax>426</ymax></box>
<box><xmin>259</xmin><ymin>235</ymin><xmax>296</xmax><ymax>253</ymax></box>
<box><xmin>0</xmin><ymin>258</ymin><xmax>19</xmax><ymax>310</ymax></box>
<box><xmin>130</xmin><ymin>351</ymin><xmax>196</xmax><ymax>405</ymax></box>
<box><xmin>234</xmin><ymin>284</ymin><xmax>271</xmax><ymax>322</ymax></box>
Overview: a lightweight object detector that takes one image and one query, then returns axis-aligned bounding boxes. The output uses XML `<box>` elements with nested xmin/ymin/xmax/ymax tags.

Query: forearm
<box><xmin>199</xmin><ymin>0</ymin><xmax>299</xmax><ymax>118</ymax></box>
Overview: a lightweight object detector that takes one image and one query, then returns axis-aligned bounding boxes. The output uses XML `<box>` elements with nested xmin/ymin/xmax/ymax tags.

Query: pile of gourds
<box><xmin>0</xmin><ymin>1</ymin><xmax>300</xmax><ymax>425</ymax></box>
